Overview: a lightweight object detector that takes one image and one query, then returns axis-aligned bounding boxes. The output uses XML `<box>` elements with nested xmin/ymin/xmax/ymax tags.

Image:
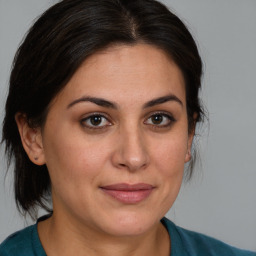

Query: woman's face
<box><xmin>38</xmin><ymin>44</ymin><xmax>193</xmax><ymax>236</ymax></box>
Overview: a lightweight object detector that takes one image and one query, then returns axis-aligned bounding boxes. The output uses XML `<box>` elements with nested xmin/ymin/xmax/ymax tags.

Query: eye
<box><xmin>81</xmin><ymin>114</ymin><xmax>111</xmax><ymax>129</ymax></box>
<box><xmin>145</xmin><ymin>113</ymin><xmax>175</xmax><ymax>127</ymax></box>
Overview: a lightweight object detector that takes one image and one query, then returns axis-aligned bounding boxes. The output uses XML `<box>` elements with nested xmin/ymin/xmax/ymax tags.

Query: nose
<box><xmin>111</xmin><ymin>126</ymin><xmax>150</xmax><ymax>172</ymax></box>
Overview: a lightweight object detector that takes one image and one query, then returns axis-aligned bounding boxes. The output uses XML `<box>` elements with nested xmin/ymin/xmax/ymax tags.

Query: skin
<box><xmin>16</xmin><ymin>43</ymin><xmax>194</xmax><ymax>256</ymax></box>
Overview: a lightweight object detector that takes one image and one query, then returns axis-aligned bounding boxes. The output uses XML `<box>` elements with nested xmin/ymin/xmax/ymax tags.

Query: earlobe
<box><xmin>15</xmin><ymin>113</ymin><xmax>45</xmax><ymax>165</ymax></box>
<box><xmin>185</xmin><ymin>130</ymin><xmax>195</xmax><ymax>163</ymax></box>
<box><xmin>185</xmin><ymin>115</ymin><xmax>197</xmax><ymax>163</ymax></box>
<box><xmin>185</xmin><ymin>148</ymin><xmax>192</xmax><ymax>163</ymax></box>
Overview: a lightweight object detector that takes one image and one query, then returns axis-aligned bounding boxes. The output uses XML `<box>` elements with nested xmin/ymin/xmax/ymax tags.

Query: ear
<box><xmin>15</xmin><ymin>113</ymin><xmax>45</xmax><ymax>165</ymax></box>
<box><xmin>185</xmin><ymin>114</ymin><xmax>197</xmax><ymax>163</ymax></box>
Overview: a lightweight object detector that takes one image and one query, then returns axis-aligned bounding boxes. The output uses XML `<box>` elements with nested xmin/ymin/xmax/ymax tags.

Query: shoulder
<box><xmin>162</xmin><ymin>217</ymin><xmax>256</xmax><ymax>256</ymax></box>
<box><xmin>0</xmin><ymin>224</ymin><xmax>45</xmax><ymax>256</ymax></box>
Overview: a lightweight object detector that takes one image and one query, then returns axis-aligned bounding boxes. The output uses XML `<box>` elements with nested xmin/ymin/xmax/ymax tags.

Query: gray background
<box><xmin>0</xmin><ymin>0</ymin><xmax>255</xmax><ymax>251</ymax></box>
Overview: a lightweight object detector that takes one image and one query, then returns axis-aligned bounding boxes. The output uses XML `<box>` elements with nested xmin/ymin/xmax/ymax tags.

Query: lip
<box><xmin>100</xmin><ymin>183</ymin><xmax>155</xmax><ymax>204</ymax></box>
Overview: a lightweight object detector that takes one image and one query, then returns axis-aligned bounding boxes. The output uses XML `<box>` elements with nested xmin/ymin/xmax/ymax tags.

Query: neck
<box><xmin>38</xmin><ymin>213</ymin><xmax>170</xmax><ymax>256</ymax></box>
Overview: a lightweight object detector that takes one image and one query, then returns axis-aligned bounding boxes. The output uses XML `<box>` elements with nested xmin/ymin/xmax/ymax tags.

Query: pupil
<box><xmin>152</xmin><ymin>115</ymin><xmax>163</xmax><ymax>124</ymax></box>
<box><xmin>91</xmin><ymin>116</ymin><xmax>102</xmax><ymax>126</ymax></box>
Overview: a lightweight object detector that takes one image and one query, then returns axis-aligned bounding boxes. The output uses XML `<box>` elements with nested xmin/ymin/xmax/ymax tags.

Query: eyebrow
<box><xmin>142</xmin><ymin>94</ymin><xmax>183</xmax><ymax>108</ymax></box>
<box><xmin>67</xmin><ymin>94</ymin><xmax>183</xmax><ymax>109</ymax></box>
<box><xmin>67</xmin><ymin>96</ymin><xmax>118</xmax><ymax>109</ymax></box>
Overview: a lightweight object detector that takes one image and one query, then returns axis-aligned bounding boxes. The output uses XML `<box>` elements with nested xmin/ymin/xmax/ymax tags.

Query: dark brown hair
<box><xmin>2</xmin><ymin>0</ymin><xmax>204</xmax><ymax>218</ymax></box>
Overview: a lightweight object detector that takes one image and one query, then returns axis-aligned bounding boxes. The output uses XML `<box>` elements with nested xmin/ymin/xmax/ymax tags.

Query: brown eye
<box><xmin>145</xmin><ymin>113</ymin><xmax>175</xmax><ymax>127</ymax></box>
<box><xmin>90</xmin><ymin>115</ymin><xmax>103</xmax><ymax>126</ymax></box>
<box><xmin>150</xmin><ymin>114</ymin><xmax>163</xmax><ymax>125</ymax></box>
<box><xmin>81</xmin><ymin>114</ymin><xmax>111</xmax><ymax>128</ymax></box>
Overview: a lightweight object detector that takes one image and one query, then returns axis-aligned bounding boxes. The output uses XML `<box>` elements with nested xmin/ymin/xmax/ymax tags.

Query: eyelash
<box><xmin>144</xmin><ymin>112</ymin><xmax>176</xmax><ymax>129</ymax></box>
<box><xmin>80</xmin><ymin>112</ymin><xmax>112</xmax><ymax>130</ymax></box>
<box><xmin>80</xmin><ymin>112</ymin><xmax>176</xmax><ymax>130</ymax></box>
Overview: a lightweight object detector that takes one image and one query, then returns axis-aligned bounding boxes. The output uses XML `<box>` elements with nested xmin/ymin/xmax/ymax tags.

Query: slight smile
<box><xmin>100</xmin><ymin>183</ymin><xmax>155</xmax><ymax>204</ymax></box>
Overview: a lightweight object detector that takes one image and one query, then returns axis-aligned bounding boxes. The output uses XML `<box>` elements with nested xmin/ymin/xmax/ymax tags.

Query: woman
<box><xmin>0</xmin><ymin>0</ymin><xmax>255</xmax><ymax>255</ymax></box>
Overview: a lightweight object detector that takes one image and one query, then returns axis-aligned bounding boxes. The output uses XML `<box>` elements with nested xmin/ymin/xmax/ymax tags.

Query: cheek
<box><xmin>151</xmin><ymin>135</ymin><xmax>188</xmax><ymax>175</ymax></box>
<box><xmin>149</xmin><ymin>130</ymin><xmax>188</xmax><ymax>205</ymax></box>
<box><xmin>155</xmin><ymin>138</ymin><xmax>187</xmax><ymax>205</ymax></box>
<box><xmin>42</xmin><ymin>126</ymin><xmax>110</xmax><ymax>184</ymax></box>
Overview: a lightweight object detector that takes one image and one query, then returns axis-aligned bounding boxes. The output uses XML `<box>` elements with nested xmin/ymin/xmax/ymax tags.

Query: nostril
<box><xmin>111</xmin><ymin>136</ymin><xmax>150</xmax><ymax>171</ymax></box>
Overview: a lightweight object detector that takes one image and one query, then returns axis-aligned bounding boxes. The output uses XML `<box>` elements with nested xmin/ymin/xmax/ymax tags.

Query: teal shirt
<box><xmin>0</xmin><ymin>217</ymin><xmax>255</xmax><ymax>256</ymax></box>
<box><xmin>0</xmin><ymin>224</ymin><xmax>45</xmax><ymax>256</ymax></box>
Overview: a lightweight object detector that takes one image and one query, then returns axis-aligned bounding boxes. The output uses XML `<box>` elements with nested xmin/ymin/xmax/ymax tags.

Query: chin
<box><xmin>96</xmin><ymin>211</ymin><xmax>161</xmax><ymax>237</ymax></box>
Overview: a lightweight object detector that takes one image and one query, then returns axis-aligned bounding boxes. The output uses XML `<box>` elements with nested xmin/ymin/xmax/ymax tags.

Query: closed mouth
<box><xmin>100</xmin><ymin>183</ymin><xmax>155</xmax><ymax>204</ymax></box>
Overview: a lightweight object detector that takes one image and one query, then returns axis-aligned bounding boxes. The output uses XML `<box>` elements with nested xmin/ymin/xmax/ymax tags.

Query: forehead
<box><xmin>54</xmin><ymin>43</ymin><xmax>186</xmax><ymax>108</ymax></box>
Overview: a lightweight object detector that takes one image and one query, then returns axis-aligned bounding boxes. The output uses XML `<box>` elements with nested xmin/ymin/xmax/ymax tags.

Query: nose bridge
<box><xmin>113</xmin><ymin>122</ymin><xmax>149</xmax><ymax>171</ymax></box>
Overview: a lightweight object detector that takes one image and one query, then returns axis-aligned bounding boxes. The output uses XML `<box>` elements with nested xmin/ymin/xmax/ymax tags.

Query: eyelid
<box><xmin>145</xmin><ymin>110</ymin><xmax>176</xmax><ymax>120</ymax></box>
<box><xmin>144</xmin><ymin>111</ymin><xmax>176</xmax><ymax>127</ymax></box>
<box><xmin>80</xmin><ymin>112</ymin><xmax>112</xmax><ymax>129</ymax></box>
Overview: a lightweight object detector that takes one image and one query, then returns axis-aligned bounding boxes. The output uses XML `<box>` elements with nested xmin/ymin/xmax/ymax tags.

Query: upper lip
<box><xmin>100</xmin><ymin>183</ymin><xmax>154</xmax><ymax>191</ymax></box>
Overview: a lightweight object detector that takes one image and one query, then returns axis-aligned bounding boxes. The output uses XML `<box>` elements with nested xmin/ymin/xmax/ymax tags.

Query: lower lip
<box><xmin>101</xmin><ymin>188</ymin><xmax>153</xmax><ymax>204</ymax></box>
